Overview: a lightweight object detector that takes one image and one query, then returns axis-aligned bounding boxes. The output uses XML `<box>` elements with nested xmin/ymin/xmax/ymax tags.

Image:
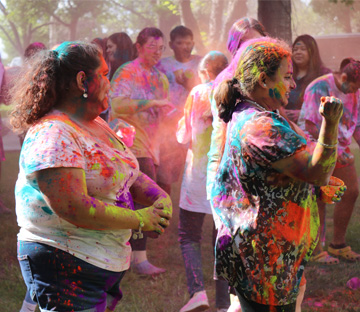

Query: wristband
<box><xmin>133</xmin><ymin>213</ymin><xmax>144</xmax><ymax>240</ymax></box>
<box><xmin>317</xmin><ymin>140</ymin><xmax>338</xmax><ymax>148</ymax></box>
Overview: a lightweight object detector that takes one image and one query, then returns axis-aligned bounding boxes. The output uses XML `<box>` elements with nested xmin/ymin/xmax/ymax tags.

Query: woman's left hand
<box><xmin>331</xmin><ymin>184</ymin><xmax>347</xmax><ymax>203</ymax></box>
<box><xmin>319</xmin><ymin>185</ymin><xmax>347</xmax><ymax>203</ymax></box>
<box><xmin>152</xmin><ymin>196</ymin><xmax>172</xmax><ymax>222</ymax></box>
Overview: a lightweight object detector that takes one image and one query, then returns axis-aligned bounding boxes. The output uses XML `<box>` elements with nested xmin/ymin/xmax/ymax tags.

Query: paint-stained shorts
<box><xmin>18</xmin><ymin>240</ymin><xmax>126</xmax><ymax>312</ymax></box>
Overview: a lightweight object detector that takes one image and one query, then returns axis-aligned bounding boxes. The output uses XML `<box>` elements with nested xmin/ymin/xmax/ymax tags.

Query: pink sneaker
<box><xmin>180</xmin><ymin>290</ymin><xmax>210</xmax><ymax>312</ymax></box>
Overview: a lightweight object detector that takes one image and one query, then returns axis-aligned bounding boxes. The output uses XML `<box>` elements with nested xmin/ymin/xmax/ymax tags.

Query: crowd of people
<box><xmin>0</xmin><ymin>15</ymin><xmax>359</xmax><ymax>312</ymax></box>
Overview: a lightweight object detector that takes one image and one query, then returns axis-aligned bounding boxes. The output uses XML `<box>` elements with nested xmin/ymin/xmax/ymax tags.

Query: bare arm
<box><xmin>34</xmin><ymin>167</ymin><xmax>169</xmax><ymax>232</ymax></box>
<box><xmin>272</xmin><ymin>96</ymin><xmax>342</xmax><ymax>186</ymax></box>
<box><xmin>130</xmin><ymin>171</ymin><xmax>172</xmax><ymax>219</ymax></box>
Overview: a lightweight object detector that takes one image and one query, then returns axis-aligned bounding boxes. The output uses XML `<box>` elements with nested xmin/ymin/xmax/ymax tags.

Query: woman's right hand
<box><xmin>319</xmin><ymin>96</ymin><xmax>343</xmax><ymax>123</ymax></box>
<box><xmin>134</xmin><ymin>206</ymin><xmax>170</xmax><ymax>234</ymax></box>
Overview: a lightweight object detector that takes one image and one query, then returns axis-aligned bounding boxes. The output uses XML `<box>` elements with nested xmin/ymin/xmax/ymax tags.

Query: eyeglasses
<box><xmin>144</xmin><ymin>45</ymin><xmax>166</xmax><ymax>52</ymax></box>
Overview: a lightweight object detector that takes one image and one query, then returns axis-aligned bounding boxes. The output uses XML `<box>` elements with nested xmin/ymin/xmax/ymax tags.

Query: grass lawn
<box><xmin>0</xmin><ymin>148</ymin><xmax>359</xmax><ymax>312</ymax></box>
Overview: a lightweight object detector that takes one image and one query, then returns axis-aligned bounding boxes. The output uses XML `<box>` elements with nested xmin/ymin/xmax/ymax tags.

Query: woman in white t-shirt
<box><xmin>10</xmin><ymin>41</ymin><xmax>172</xmax><ymax>312</ymax></box>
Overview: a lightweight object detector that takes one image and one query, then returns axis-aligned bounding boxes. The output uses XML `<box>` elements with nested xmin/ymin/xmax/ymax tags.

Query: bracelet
<box><xmin>317</xmin><ymin>140</ymin><xmax>338</xmax><ymax>148</ymax></box>
<box><xmin>132</xmin><ymin>213</ymin><xmax>145</xmax><ymax>240</ymax></box>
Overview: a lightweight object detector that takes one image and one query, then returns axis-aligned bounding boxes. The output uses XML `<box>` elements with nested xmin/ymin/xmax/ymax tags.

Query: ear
<box><xmin>258</xmin><ymin>72</ymin><xmax>268</xmax><ymax>89</ymax></box>
<box><xmin>169</xmin><ymin>41</ymin><xmax>174</xmax><ymax>51</ymax></box>
<box><xmin>76</xmin><ymin>71</ymin><xmax>87</xmax><ymax>91</ymax></box>
<box><xmin>340</xmin><ymin>72</ymin><xmax>348</xmax><ymax>83</ymax></box>
<box><xmin>135</xmin><ymin>42</ymin><xmax>142</xmax><ymax>54</ymax></box>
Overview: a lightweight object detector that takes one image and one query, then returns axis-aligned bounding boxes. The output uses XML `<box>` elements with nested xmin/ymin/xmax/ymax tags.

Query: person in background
<box><xmin>24</xmin><ymin>42</ymin><xmax>47</xmax><ymax>60</ymax></box>
<box><xmin>156</xmin><ymin>25</ymin><xmax>202</xmax><ymax>195</ymax></box>
<box><xmin>285</xmin><ymin>34</ymin><xmax>331</xmax><ymax>123</ymax></box>
<box><xmin>91</xmin><ymin>37</ymin><xmax>108</xmax><ymax>64</ymax></box>
<box><xmin>298</xmin><ymin>57</ymin><xmax>360</xmax><ymax>264</ymax></box>
<box><xmin>207</xmin><ymin>17</ymin><xmax>266</xmax><ymax>201</ymax></box>
<box><xmin>11</xmin><ymin>41</ymin><xmax>172</xmax><ymax>312</ymax></box>
<box><xmin>211</xmin><ymin>36</ymin><xmax>342</xmax><ymax>312</ymax></box>
<box><xmin>206</xmin><ymin>17</ymin><xmax>266</xmax><ymax>312</ymax></box>
<box><xmin>95</xmin><ymin>32</ymin><xmax>135</xmax><ymax>122</ymax></box>
<box><xmin>110</xmin><ymin>27</ymin><xmax>174</xmax><ymax>276</ymax></box>
<box><xmin>106</xmin><ymin>32</ymin><xmax>135</xmax><ymax>81</ymax></box>
<box><xmin>157</xmin><ymin>25</ymin><xmax>202</xmax><ymax>113</ymax></box>
<box><xmin>177</xmin><ymin>51</ymin><xmax>229</xmax><ymax>312</ymax></box>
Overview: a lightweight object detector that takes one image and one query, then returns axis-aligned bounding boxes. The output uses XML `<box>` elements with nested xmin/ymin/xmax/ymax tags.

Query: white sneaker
<box><xmin>227</xmin><ymin>294</ymin><xmax>241</xmax><ymax>312</ymax></box>
<box><xmin>180</xmin><ymin>290</ymin><xmax>210</xmax><ymax>312</ymax></box>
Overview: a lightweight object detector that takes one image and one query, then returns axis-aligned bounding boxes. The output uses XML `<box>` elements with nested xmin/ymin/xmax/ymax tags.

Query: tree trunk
<box><xmin>208</xmin><ymin>0</ymin><xmax>224</xmax><ymax>50</ymax></box>
<box><xmin>339</xmin><ymin>6</ymin><xmax>352</xmax><ymax>33</ymax></box>
<box><xmin>155</xmin><ymin>0</ymin><xmax>181</xmax><ymax>41</ymax></box>
<box><xmin>219</xmin><ymin>0</ymin><xmax>248</xmax><ymax>53</ymax></box>
<box><xmin>258</xmin><ymin>0</ymin><xmax>292</xmax><ymax>44</ymax></box>
<box><xmin>179</xmin><ymin>0</ymin><xmax>206</xmax><ymax>55</ymax></box>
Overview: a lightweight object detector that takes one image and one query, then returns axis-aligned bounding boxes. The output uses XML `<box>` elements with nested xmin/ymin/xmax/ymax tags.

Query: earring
<box><xmin>83</xmin><ymin>88</ymin><xmax>88</xmax><ymax>98</ymax></box>
<box><xmin>263</xmin><ymin>83</ymin><xmax>267</xmax><ymax>87</ymax></box>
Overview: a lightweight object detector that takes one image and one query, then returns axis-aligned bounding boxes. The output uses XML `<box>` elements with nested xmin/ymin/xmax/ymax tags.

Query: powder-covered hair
<box><xmin>215</xmin><ymin>37</ymin><xmax>291</xmax><ymax>123</ymax></box>
<box><xmin>198</xmin><ymin>51</ymin><xmax>228</xmax><ymax>78</ymax></box>
<box><xmin>10</xmin><ymin>41</ymin><xmax>101</xmax><ymax>133</ymax></box>
<box><xmin>24</xmin><ymin>42</ymin><xmax>46</xmax><ymax>59</ymax></box>
<box><xmin>339</xmin><ymin>57</ymin><xmax>360</xmax><ymax>83</ymax></box>
<box><xmin>227</xmin><ymin>17</ymin><xmax>266</xmax><ymax>57</ymax></box>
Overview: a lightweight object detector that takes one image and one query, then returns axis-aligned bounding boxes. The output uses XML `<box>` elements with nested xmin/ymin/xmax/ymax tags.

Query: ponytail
<box><xmin>215</xmin><ymin>77</ymin><xmax>242</xmax><ymax>123</ymax></box>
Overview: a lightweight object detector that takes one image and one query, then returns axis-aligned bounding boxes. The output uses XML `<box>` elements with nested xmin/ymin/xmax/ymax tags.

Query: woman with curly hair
<box><xmin>11</xmin><ymin>41</ymin><xmax>172</xmax><ymax>312</ymax></box>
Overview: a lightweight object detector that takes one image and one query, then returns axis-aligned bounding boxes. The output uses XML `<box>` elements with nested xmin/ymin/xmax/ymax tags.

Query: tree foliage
<box><xmin>1</xmin><ymin>0</ymin><xmax>357</xmax><ymax>64</ymax></box>
<box><xmin>310</xmin><ymin>0</ymin><xmax>360</xmax><ymax>33</ymax></box>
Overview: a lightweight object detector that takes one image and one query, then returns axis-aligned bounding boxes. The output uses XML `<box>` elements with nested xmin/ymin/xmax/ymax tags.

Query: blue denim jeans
<box><xmin>178</xmin><ymin>208</ymin><xmax>230</xmax><ymax>309</ymax></box>
<box><xmin>18</xmin><ymin>241</ymin><xmax>126</xmax><ymax>312</ymax></box>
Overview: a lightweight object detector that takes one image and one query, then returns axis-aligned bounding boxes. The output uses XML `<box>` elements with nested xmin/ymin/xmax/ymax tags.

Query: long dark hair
<box><xmin>10</xmin><ymin>41</ymin><xmax>101</xmax><ymax>133</ymax></box>
<box><xmin>107</xmin><ymin>32</ymin><xmax>134</xmax><ymax>81</ymax></box>
<box><xmin>292</xmin><ymin>34</ymin><xmax>329</xmax><ymax>83</ymax></box>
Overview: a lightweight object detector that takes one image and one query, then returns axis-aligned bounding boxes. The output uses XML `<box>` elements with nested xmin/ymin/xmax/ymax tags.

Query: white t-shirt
<box><xmin>177</xmin><ymin>83</ymin><xmax>213</xmax><ymax>214</ymax></box>
<box><xmin>16</xmin><ymin>110</ymin><xmax>139</xmax><ymax>272</ymax></box>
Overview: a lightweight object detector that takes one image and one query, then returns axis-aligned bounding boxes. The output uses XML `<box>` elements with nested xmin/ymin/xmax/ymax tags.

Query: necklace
<box><xmin>244</xmin><ymin>99</ymin><xmax>280</xmax><ymax>115</ymax></box>
<box><xmin>244</xmin><ymin>99</ymin><xmax>266</xmax><ymax>111</ymax></box>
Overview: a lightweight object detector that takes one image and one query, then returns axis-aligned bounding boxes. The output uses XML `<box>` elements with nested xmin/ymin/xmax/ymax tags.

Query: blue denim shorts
<box><xmin>18</xmin><ymin>241</ymin><xmax>126</xmax><ymax>312</ymax></box>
